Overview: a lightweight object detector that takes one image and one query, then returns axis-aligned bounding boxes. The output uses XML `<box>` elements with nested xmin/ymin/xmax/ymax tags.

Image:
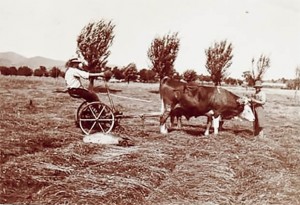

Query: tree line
<box><xmin>0</xmin><ymin>63</ymin><xmax>245</xmax><ymax>86</ymax></box>
<box><xmin>1</xmin><ymin>18</ymin><xmax>299</xmax><ymax>90</ymax></box>
<box><xmin>0</xmin><ymin>66</ymin><xmax>62</xmax><ymax>78</ymax></box>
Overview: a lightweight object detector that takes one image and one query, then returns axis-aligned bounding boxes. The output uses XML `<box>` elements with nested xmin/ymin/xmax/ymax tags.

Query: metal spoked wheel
<box><xmin>78</xmin><ymin>101</ymin><xmax>115</xmax><ymax>135</ymax></box>
<box><xmin>76</xmin><ymin>101</ymin><xmax>89</xmax><ymax>126</ymax></box>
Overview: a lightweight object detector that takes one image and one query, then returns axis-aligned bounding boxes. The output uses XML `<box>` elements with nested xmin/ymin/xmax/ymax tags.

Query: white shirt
<box><xmin>254</xmin><ymin>90</ymin><xmax>266</xmax><ymax>107</ymax></box>
<box><xmin>65</xmin><ymin>67</ymin><xmax>90</xmax><ymax>88</ymax></box>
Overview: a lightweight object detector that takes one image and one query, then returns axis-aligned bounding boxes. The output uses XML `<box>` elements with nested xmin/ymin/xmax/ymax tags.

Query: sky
<box><xmin>0</xmin><ymin>0</ymin><xmax>299</xmax><ymax>80</ymax></box>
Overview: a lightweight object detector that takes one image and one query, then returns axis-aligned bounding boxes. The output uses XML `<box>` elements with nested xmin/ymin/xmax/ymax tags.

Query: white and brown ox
<box><xmin>159</xmin><ymin>76</ymin><xmax>254</xmax><ymax>135</ymax></box>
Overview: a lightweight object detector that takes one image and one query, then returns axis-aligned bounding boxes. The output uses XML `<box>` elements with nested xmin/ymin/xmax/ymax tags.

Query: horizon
<box><xmin>0</xmin><ymin>0</ymin><xmax>299</xmax><ymax>80</ymax></box>
<box><xmin>0</xmin><ymin>50</ymin><xmax>297</xmax><ymax>81</ymax></box>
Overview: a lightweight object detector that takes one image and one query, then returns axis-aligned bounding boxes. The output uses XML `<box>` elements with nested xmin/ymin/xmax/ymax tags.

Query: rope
<box><xmin>53</xmin><ymin>89</ymin><xmax>68</xmax><ymax>93</ymax></box>
<box><xmin>107</xmin><ymin>93</ymin><xmax>152</xmax><ymax>103</ymax></box>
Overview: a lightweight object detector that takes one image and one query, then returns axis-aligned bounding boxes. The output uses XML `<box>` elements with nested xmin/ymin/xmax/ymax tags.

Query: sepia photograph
<box><xmin>0</xmin><ymin>0</ymin><xmax>300</xmax><ymax>204</ymax></box>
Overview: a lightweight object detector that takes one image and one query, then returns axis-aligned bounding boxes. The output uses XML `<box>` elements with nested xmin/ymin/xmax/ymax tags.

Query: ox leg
<box><xmin>204</xmin><ymin>116</ymin><xmax>212</xmax><ymax>136</ymax></box>
<box><xmin>160</xmin><ymin>111</ymin><xmax>170</xmax><ymax>134</ymax></box>
<box><xmin>160</xmin><ymin>99</ymin><xmax>170</xmax><ymax>133</ymax></box>
<box><xmin>170</xmin><ymin>114</ymin><xmax>176</xmax><ymax>127</ymax></box>
<box><xmin>170</xmin><ymin>108</ymin><xmax>182</xmax><ymax>129</ymax></box>
<box><xmin>172</xmin><ymin>104</ymin><xmax>182</xmax><ymax>129</ymax></box>
<box><xmin>177</xmin><ymin>116</ymin><xmax>182</xmax><ymax>129</ymax></box>
<box><xmin>212</xmin><ymin>116</ymin><xmax>220</xmax><ymax>135</ymax></box>
<box><xmin>219</xmin><ymin>119</ymin><xmax>224</xmax><ymax>131</ymax></box>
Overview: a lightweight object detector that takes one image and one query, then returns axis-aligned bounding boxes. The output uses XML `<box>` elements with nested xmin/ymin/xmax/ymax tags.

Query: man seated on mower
<box><xmin>65</xmin><ymin>58</ymin><xmax>104</xmax><ymax>102</ymax></box>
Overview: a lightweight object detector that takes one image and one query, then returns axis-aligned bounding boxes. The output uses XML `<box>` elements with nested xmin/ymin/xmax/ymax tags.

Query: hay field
<box><xmin>1</xmin><ymin>76</ymin><xmax>300</xmax><ymax>205</ymax></box>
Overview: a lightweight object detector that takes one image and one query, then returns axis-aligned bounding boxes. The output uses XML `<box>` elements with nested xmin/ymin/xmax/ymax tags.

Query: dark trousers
<box><xmin>253</xmin><ymin>106</ymin><xmax>264</xmax><ymax>136</ymax></box>
<box><xmin>68</xmin><ymin>88</ymin><xmax>99</xmax><ymax>102</ymax></box>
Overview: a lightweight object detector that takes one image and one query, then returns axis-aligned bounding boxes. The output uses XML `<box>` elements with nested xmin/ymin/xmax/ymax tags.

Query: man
<box><xmin>65</xmin><ymin>58</ymin><xmax>104</xmax><ymax>102</ymax></box>
<box><xmin>251</xmin><ymin>80</ymin><xmax>267</xmax><ymax>137</ymax></box>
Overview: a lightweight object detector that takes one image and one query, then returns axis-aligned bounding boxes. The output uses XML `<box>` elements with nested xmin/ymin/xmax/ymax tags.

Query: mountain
<box><xmin>0</xmin><ymin>52</ymin><xmax>27</xmax><ymax>66</ymax></box>
<box><xmin>0</xmin><ymin>51</ymin><xmax>65</xmax><ymax>69</ymax></box>
<box><xmin>20</xmin><ymin>56</ymin><xmax>65</xmax><ymax>69</ymax></box>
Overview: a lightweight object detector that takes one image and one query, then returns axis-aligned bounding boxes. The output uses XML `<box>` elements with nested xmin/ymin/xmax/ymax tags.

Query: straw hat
<box><xmin>254</xmin><ymin>80</ymin><xmax>263</xmax><ymax>88</ymax></box>
<box><xmin>69</xmin><ymin>58</ymin><xmax>82</xmax><ymax>64</ymax></box>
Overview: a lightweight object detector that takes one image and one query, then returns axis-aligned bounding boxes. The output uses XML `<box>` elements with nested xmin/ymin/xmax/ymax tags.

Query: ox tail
<box><xmin>159</xmin><ymin>76</ymin><xmax>168</xmax><ymax>98</ymax></box>
<box><xmin>160</xmin><ymin>98</ymin><xmax>165</xmax><ymax>114</ymax></box>
<box><xmin>159</xmin><ymin>76</ymin><xmax>170</xmax><ymax>114</ymax></box>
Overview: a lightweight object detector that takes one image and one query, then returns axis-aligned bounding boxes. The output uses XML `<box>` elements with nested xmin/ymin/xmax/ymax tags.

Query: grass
<box><xmin>0</xmin><ymin>75</ymin><xmax>300</xmax><ymax>205</ymax></box>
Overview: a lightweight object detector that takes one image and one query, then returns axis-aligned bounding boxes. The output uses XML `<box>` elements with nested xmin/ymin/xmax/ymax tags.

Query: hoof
<box><xmin>160</xmin><ymin>125</ymin><xmax>168</xmax><ymax>135</ymax></box>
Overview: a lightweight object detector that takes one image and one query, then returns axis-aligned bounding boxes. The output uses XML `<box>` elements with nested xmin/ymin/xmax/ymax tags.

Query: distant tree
<box><xmin>139</xmin><ymin>68</ymin><xmax>157</xmax><ymax>83</ymax></box>
<box><xmin>33</xmin><ymin>69</ymin><xmax>44</xmax><ymax>77</ymax></box>
<box><xmin>0</xmin><ymin>66</ymin><xmax>9</xmax><ymax>75</ymax></box>
<box><xmin>205</xmin><ymin>40</ymin><xmax>233</xmax><ymax>86</ymax></box>
<box><xmin>49</xmin><ymin>67</ymin><xmax>61</xmax><ymax>78</ymax></box>
<box><xmin>250</xmin><ymin>54</ymin><xmax>270</xmax><ymax>83</ymax></box>
<box><xmin>147</xmin><ymin>69</ymin><xmax>157</xmax><ymax>82</ymax></box>
<box><xmin>139</xmin><ymin>69</ymin><xmax>148</xmax><ymax>82</ymax></box>
<box><xmin>33</xmin><ymin>66</ymin><xmax>49</xmax><ymax>77</ymax></box>
<box><xmin>224</xmin><ymin>77</ymin><xmax>238</xmax><ymax>85</ymax></box>
<box><xmin>40</xmin><ymin>66</ymin><xmax>48</xmax><ymax>77</ymax></box>
<box><xmin>112</xmin><ymin>67</ymin><xmax>125</xmax><ymax>80</ymax></box>
<box><xmin>183</xmin><ymin>69</ymin><xmax>197</xmax><ymax>83</ymax></box>
<box><xmin>294</xmin><ymin>66</ymin><xmax>300</xmax><ymax>101</ymax></box>
<box><xmin>287</xmin><ymin>81</ymin><xmax>295</xmax><ymax>90</ymax></box>
<box><xmin>17</xmin><ymin>66</ymin><xmax>33</xmax><ymax>76</ymax></box>
<box><xmin>0</xmin><ymin>66</ymin><xmax>18</xmax><ymax>75</ymax></box>
<box><xmin>295</xmin><ymin>66</ymin><xmax>300</xmax><ymax>90</ymax></box>
<box><xmin>148</xmin><ymin>32</ymin><xmax>180</xmax><ymax>80</ymax></box>
<box><xmin>199</xmin><ymin>74</ymin><xmax>211</xmax><ymax>82</ymax></box>
<box><xmin>77</xmin><ymin>19</ymin><xmax>115</xmax><ymax>89</ymax></box>
<box><xmin>237</xmin><ymin>79</ymin><xmax>243</xmax><ymax>86</ymax></box>
<box><xmin>123</xmin><ymin>63</ymin><xmax>138</xmax><ymax>83</ymax></box>
<box><xmin>9</xmin><ymin>66</ymin><xmax>18</xmax><ymax>75</ymax></box>
<box><xmin>242</xmin><ymin>54</ymin><xmax>270</xmax><ymax>86</ymax></box>
<box><xmin>242</xmin><ymin>71</ymin><xmax>254</xmax><ymax>86</ymax></box>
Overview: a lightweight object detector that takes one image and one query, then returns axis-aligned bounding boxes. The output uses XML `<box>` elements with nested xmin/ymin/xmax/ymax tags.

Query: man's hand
<box><xmin>103</xmin><ymin>70</ymin><xmax>113</xmax><ymax>79</ymax></box>
<box><xmin>89</xmin><ymin>71</ymin><xmax>113</xmax><ymax>81</ymax></box>
<box><xmin>251</xmin><ymin>98</ymin><xmax>262</xmax><ymax>105</ymax></box>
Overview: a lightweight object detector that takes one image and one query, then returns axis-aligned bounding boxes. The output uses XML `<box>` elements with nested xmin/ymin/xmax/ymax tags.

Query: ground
<box><xmin>0</xmin><ymin>76</ymin><xmax>300</xmax><ymax>205</ymax></box>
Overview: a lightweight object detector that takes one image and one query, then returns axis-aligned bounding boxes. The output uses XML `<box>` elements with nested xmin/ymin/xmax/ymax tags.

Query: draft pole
<box><xmin>104</xmin><ymin>80</ymin><xmax>116</xmax><ymax>112</ymax></box>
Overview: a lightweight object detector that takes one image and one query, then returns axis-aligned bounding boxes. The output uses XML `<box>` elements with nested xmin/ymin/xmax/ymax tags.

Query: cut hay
<box><xmin>1</xmin><ymin>76</ymin><xmax>300</xmax><ymax>205</ymax></box>
<box><xmin>83</xmin><ymin>132</ymin><xmax>134</xmax><ymax>146</ymax></box>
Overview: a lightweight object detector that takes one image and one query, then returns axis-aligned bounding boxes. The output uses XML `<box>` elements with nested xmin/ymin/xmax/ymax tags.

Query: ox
<box><xmin>160</xmin><ymin>77</ymin><xmax>186</xmax><ymax>128</ymax></box>
<box><xmin>159</xmin><ymin>77</ymin><xmax>255</xmax><ymax>135</ymax></box>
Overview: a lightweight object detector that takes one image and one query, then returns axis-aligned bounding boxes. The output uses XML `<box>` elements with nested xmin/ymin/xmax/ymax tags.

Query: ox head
<box><xmin>237</xmin><ymin>97</ymin><xmax>255</xmax><ymax>121</ymax></box>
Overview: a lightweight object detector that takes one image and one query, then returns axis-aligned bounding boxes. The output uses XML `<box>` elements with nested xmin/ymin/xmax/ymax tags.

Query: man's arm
<box><xmin>89</xmin><ymin>72</ymin><xmax>105</xmax><ymax>78</ymax></box>
<box><xmin>251</xmin><ymin>92</ymin><xmax>266</xmax><ymax>105</ymax></box>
